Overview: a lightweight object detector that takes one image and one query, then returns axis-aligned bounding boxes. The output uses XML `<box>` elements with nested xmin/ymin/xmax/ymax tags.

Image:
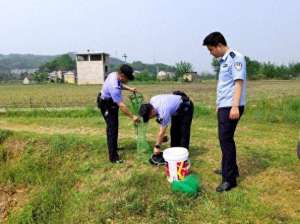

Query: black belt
<box><xmin>173</xmin><ymin>90</ymin><xmax>190</xmax><ymax>102</ymax></box>
<box><xmin>176</xmin><ymin>98</ymin><xmax>193</xmax><ymax>115</ymax></box>
<box><xmin>97</xmin><ymin>93</ymin><xmax>117</xmax><ymax>108</ymax></box>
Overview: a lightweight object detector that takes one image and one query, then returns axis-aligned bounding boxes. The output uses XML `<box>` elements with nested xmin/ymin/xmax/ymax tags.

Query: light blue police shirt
<box><xmin>217</xmin><ymin>49</ymin><xmax>247</xmax><ymax>108</ymax></box>
<box><xmin>150</xmin><ymin>94</ymin><xmax>182</xmax><ymax>127</ymax></box>
<box><xmin>101</xmin><ymin>72</ymin><xmax>122</xmax><ymax>104</ymax></box>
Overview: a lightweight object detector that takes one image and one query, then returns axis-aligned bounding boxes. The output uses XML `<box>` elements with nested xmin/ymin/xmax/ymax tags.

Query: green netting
<box><xmin>171</xmin><ymin>174</ymin><xmax>201</xmax><ymax>197</ymax></box>
<box><xmin>129</xmin><ymin>93</ymin><xmax>144</xmax><ymax>115</ymax></box>
<box><xmin>129</xmin><ymin>93</ymin><xmax>152</xmax><ymax>155</ymax></box>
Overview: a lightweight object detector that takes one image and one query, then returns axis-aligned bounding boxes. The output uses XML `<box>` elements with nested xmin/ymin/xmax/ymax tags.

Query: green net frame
<box><xmin>129</xmin><ymin>93</ymin><xmax>152</xmax><ymax>155</ymax></box>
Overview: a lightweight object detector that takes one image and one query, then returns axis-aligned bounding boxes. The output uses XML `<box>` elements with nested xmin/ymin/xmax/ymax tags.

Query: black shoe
<box><xmin>149</xmin><ymin>153</ymin><xmax>166</xmax><ymax>166</ymax></box>
<box><xmin>111</xmin><ymin>159</ymin><xmax>124</xmax><ymax>164</ymax></box>
<box><xmin>216</xmin><ymin>181</ymin><xmax>237</xmax><ymax>192</ymax></box>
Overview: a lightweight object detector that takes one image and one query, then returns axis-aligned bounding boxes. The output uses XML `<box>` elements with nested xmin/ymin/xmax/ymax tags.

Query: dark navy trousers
<box><xmin>98</xmin><ymin>97</ymin><xmax>120</xmax><ymax>162</ymax></box>
<box><xmin>218</xmin><ymin>106</ymin><xmax>244</xmax><ymax>183</ymax></box>
<box><xmin>170</xmin><ymin>100</ymin><xmax>194</xmax><ymax>149</ymax></box>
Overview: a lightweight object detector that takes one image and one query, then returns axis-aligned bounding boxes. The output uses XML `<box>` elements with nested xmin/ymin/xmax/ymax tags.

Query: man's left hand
<box><xmin>153</xmin><ymin>145</ymin><xmax>161</xmax><ymax>154</ymax></box>
<box><xmin>130</xmin><ymin>87</ymin><xmax>137</xmax><ymax>93</ymax></box>
<box><xmin>229</xmin><ymin>106</ymin><xmax>240</xmax><ymax>120</ymax></box>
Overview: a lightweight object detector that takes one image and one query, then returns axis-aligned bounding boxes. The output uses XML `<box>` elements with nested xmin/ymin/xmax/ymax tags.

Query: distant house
<box><xmin>48</xmin><ymin>70</ymin><xmax>76</xmax><ymax>84</ymax></box>
<box><xmin>183</xmin><ymin>72</ymin><xmax>200</xmax><ymax>82</ymax></box>
<box><xmin>76</xmin><ymin>51</ymin><xmax>109</xmax><ymax>85</ymax></box>
<box><xmin>48</xmin><ymin>71</ymin><xmax>59</xmax><ymax>82</ymax></box>
<box><xmin>133</xmin><ymin>70</ymin><xmax>141</xmax><ymax>75</ymax></box>
<box><xmin>23</xmin><ymin>77</ymin><xmax>30</xmax><ymax>85</ymax></box>
<box><xmin>57</xmin><ymin>70</ymin><xmax>63</xmax><ymax>80</ymax></box>
<box><xmin>64</xmin><ymin>71</ymin><xmax>76</xmax><ymax>84</ymax></box>
<box><xmin>11</xmin><ymin>68</ymin><xmax>38</xmax><ymax>75</ymax></box>
<box><xmin>156</xmin><ymin>71</ymin><xmax>175</xmax><ymax>80</ymax></box>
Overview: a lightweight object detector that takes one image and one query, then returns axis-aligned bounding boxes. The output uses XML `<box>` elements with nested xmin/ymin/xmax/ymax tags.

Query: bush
<box><xmin>0</xmin><ymin>129</ymin><xmax>12</xmax><ymax>144</ymax></box>
<box><xmin>134</xmin><ymin>70</ymin><xmax>156</xmax><ymax>82</ymax></box>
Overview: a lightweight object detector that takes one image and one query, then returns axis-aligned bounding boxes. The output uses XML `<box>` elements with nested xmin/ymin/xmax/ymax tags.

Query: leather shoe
<box><xmin>216</xmin><ymin>181</ymin><xmax>237</xmax><ymax>192</ymax></box>
<box><xmin>111</xmin><ymin>159</ymin><xmax>124</xmax><ymax>164</ymax></box>
<box><xmin>149</xmin><ymin>153</ymin><xmax>166</xmax><ymax>166</ymax></box>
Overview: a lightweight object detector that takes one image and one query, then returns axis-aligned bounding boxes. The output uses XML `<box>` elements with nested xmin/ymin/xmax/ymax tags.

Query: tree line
<box><xmin>212</xmin><ymin>57</ymin><xmax>300</xmax><ymax>80</ymax></box>
<box><xmin>1</xmin><ymin>54</ymin><xmax>300</xmax><ymax>82</ymax></box>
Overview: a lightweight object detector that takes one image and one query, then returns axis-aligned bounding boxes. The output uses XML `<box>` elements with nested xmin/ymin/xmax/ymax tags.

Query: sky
<box><xmin>1</xmin><ymin>0</ymin><xmax>300</xmax><ymax>72</ymax></box>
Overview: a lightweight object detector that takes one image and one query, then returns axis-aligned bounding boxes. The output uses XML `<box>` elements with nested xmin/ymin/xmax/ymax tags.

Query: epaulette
<box><xmin>229</xmin><ymin>52</ymin><xmax>236</xmax><ymax>58</ymax></box>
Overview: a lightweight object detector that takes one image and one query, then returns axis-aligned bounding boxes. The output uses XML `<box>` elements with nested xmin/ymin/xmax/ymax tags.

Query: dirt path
<box><xmin>0</xmin><ymin>123</ymin><xmax>102</xmax><ymax>136</ymax></box>
<box><xmin>0</xmin><ymin>123</ymin><xmax>139</xmax><ymax>139</ymax></box>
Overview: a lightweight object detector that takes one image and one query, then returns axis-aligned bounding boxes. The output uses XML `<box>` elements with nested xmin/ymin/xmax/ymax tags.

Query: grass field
<box><xmin>0</xmin><ymin>80</ymin><xmax>299</xmax><ymax>224</ymax></box>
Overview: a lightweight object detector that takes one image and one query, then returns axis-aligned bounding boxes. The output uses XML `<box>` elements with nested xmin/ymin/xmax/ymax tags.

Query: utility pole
<box><xmin>122</xmin><ymin>53</ymin><xmax>127</xmax><ymax>63</ymax></box>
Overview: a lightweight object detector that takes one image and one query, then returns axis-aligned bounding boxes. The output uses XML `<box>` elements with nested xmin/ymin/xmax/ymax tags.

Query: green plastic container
<box><xmin>171</xmin><ymin>174</ymin><xmax>200</xmax><ymax>197</ymax></box>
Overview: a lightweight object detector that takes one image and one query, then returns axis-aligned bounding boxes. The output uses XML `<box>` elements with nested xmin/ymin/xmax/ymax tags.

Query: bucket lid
<box><xmin>163</xmin><ymin>147</ymin><xmax>189</xmax><ymax>161</ymax></box>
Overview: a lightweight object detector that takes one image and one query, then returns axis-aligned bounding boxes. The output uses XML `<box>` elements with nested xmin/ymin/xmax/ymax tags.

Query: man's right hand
<box><xmin>133</xmin><ymin>115</ymin><xmax>140</xmax><ymax>124</ymax></box>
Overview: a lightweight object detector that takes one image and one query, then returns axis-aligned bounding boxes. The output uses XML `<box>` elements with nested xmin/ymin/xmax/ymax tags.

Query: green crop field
<box><xmin>0</xmin><ymin>80</ymin><xmax>299</xmax><ymax>224</ymax></box>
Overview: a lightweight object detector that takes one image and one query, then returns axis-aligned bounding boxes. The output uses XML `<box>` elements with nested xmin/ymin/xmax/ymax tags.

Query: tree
<box><xmin>39</xmin><ymin>54</ymin><xmax>75</xmax><ymax>72</ymax></box>
<box><xmin>245</xmin><ymin>56</ymin><xmax>260</xmax><ymax>80</ymax></box>
<box><xmin>175</xmin><ymin>61</ymin><xmax>193</xmax><ymax>80</ymax></box>
<box><xmin>211</xmin><ymin>58</ymin><xmax>220</xmax><ymax>79</ymax></box>
<box><xmin>134</xmin><ymin>70</ymin><xmax>156</xmax><ymax>81</ymax></box>
<box><xmin>32</xmin><ymin>72</ymin><xmax>48</xmax><ymax>82</ymax></box>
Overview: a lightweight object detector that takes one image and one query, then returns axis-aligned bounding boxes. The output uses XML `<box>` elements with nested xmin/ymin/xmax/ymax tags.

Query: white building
<box><xmin>64</xmin><ymin>71</ymin><xmax>76</xmax><ymax>84</ymax></box>
<box><xmin>76</xmin><ymin>51</ymin><xmax>109</xmax><ymax>85</ymax></box>
<box><xmin>23</xmin><ymin>77</ymin><xmax>30</xmax><ymax>85</ymax></box>
<box><xmin>183</xmin><ymin>72</ymin><xmax>200</xmax><ymax>82</ymax></box>
<box><xmin>11</xmin><ymin>68</ymin><xmax>38</xmax><ymax>75</ymax></box>
<box><xmin>157</xmin><ymin>71</ymin><xmax>175</xmax><ymax>80</ymax></box>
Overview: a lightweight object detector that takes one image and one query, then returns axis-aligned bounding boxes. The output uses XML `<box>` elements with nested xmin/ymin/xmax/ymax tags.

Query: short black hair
<box><xmin>202</xmin><ymin>32</ymin><xmax>227</xmax><ymax>47</ymax></box>
<box><xmin>139</xmin><ymin>103</ymin><xmax>153</xmax><ymax>123</ymax></box>
<box><xmin>119</xmin><ymin>64</ymin><xmax>134</xmax><ymax>80</ymax></box>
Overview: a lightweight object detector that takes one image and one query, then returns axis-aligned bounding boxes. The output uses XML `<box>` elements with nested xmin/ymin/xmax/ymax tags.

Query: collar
<box><xmin>219</xmin><ymin>49</ymin><xmax>231</xmax><ymax>63</ymax></box>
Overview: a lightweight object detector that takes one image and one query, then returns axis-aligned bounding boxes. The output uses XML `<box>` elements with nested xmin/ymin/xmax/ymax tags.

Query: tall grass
<box><xmin>248</xmin><ymin>96</ymin><xmax>300</xmax><ymax>124</ymax></box>
<box><xmin>2</xmin><ymin>96</ymin><xmax>299</xmax><ymax>125</ymax></box>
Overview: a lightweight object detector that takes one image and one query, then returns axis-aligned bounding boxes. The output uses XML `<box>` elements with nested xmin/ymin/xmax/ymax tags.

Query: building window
<box><xmin>77</xmin><ymin>55</ymin><xmax>89</xmax><ymax>61</ymax></box>
<box><xmin>90</xmin><ymin>55</ymin><xmax>102</xmax><ymax>61</ymax></box>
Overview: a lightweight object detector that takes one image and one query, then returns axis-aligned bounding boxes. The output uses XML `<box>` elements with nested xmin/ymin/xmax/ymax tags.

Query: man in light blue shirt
<box><xmin>217</xmin><ymin>49</ymin><xmax>246</xmax><ymax>108</ymax></box>
<box><xmin>97</xmin><ymin>64</ymin><xmax>140</xmax><ymax>163</ymax></box>
<box><xmin>139</xmin><ymin>91</ymin><xmax>194</xmax><ymax>165</ymax></box>
<box><xmin>203</xmin><ymin>32</ymin><xmax>246</xmax><ymax>192</ymax></box>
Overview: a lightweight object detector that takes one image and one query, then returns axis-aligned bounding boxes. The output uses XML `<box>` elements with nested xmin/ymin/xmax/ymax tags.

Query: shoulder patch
<box><xmin>229</xmin><ymin>52</ymin><xmax>236</xmax><ymax>58</ymax></box>
<box><xmin>234</xmin><ymin>62</ymin><xmax>243</xmax><ymax>71</ymax></box>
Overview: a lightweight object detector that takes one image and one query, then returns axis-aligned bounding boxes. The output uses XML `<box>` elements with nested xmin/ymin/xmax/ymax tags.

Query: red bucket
<box><xmin>165</xmin><ymin>160</ymin><xmax>191</xmax><ymax>181</ymax></box>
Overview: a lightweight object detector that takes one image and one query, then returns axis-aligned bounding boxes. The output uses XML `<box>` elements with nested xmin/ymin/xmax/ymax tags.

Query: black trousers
<box><xmin>170</xmin><ymin>101</ymin><xmax>194</xmax><ymax>149</ymax></box>
<box><xmin>99</xmin><ymin>98</ymin><xmax>120</xmax><ymax>162</ymax></box>
<box><xmin>218</xmin><ymin>106</ymin><xmax>244</xmax><ymax>183</ymax></box>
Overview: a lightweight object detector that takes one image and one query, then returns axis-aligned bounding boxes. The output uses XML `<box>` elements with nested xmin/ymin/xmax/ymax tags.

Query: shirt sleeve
<box><xmin>160</xmin><ymin>110</ymin><xmax>171</xmax><ymax>127</ymax></box>
<box><xmin>110</xmin><ymin>86</ymin><xmax>123</xmax><ymax>104</ymax></box>
<box><xmin>232</xmin><ymin>56</ymin><xmax>246</xmax><ymax>81</ymax></box>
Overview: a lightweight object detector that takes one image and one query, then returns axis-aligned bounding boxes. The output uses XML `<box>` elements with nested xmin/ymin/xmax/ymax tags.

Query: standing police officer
<box><xmin>97</xmin><ymin>64</ymin><xmax>140</xmax><ymax>163</ymax></box>
<box><xmin>203</xmin><ymin>32</ymin><xmax>246</xmax><ymax>192</ymax></box>
<box><xmin>139</xmin><ymin>91</ymin><xmax>193</xmax><ymax>165</ymax></box>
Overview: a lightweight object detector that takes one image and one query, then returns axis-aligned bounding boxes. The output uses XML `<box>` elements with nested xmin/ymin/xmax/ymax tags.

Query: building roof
<box><xmin>76</xmin><ymin>51</ymin><xmax>109</xmax><ymax>56</ymax></box>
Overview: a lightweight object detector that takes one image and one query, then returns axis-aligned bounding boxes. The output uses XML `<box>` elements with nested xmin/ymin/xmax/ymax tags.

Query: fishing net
<box><xmin>129</xmin><ymin>93</ymin><xmax>152</xmax><ymax>155</ymax></box>
<box><xmin>171</xmin><ymin>174</ymin><xmax>200</xmax><ymax>197</ymax></box>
